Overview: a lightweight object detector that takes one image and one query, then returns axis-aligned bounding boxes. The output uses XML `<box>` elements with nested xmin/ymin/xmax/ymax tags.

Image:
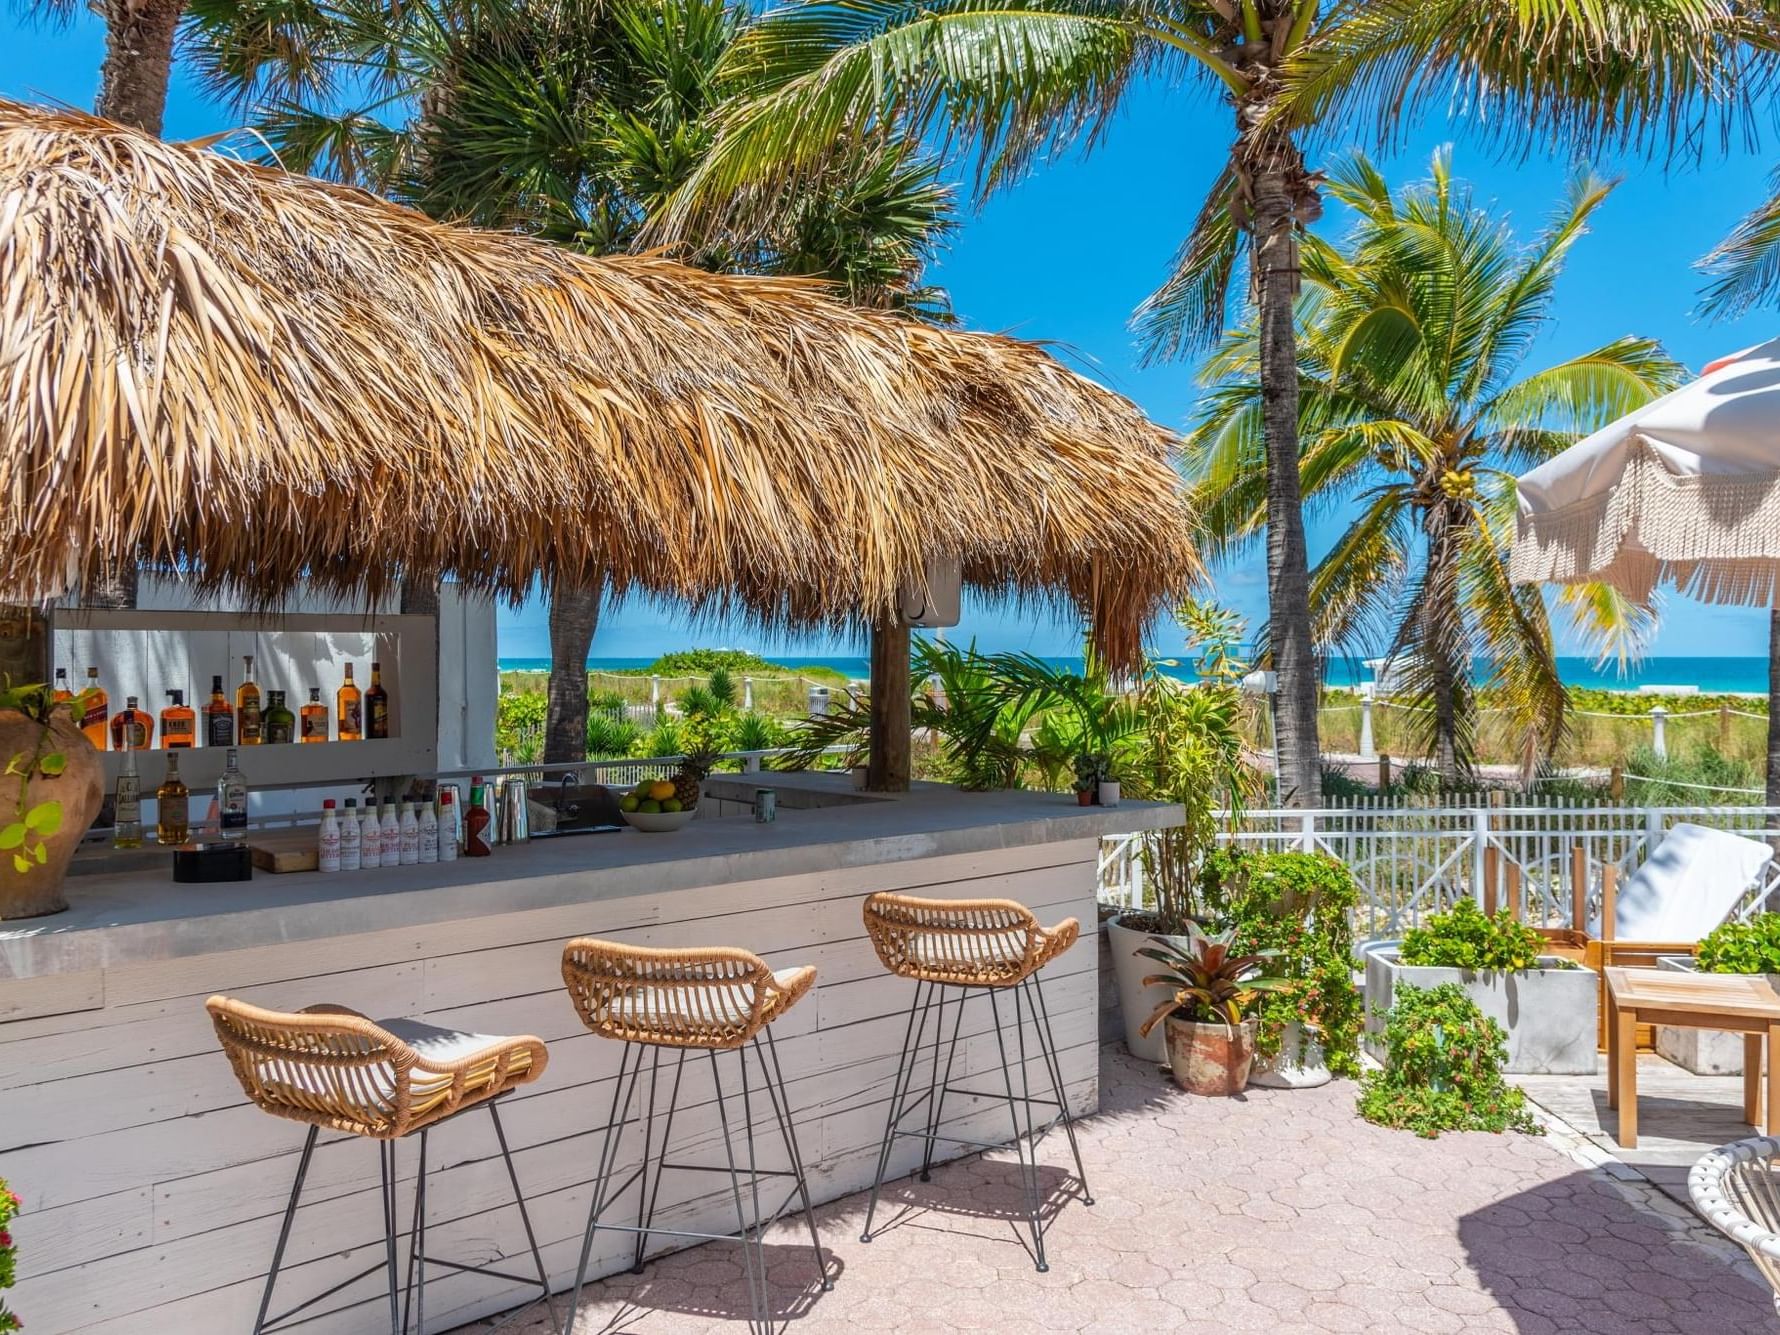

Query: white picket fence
<box><xmin>1098</xmin><ymin>798</ymin><xmax>1780</xmax><ymax>941</ymax></box>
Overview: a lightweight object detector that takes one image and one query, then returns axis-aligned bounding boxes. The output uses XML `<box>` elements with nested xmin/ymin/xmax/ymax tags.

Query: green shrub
<box><xmin>1356</xmin><ymin>983</ymin><xmax>1542</xmax><ymax>1138</ymax></box>
<box><xmin>1199</xmin><ymin>850</ymin><xmax>1364</xmax><ymax>1078</ymax></box>
<box><xmin>1400</xmin><ymin>899</ymin><xmax>1545</xmax><ymax>973</ymax></box>
<box><xmin>1697</xmin><ymin>914</ymin><xmax>1780</xmax><ymax>974</ymax></box>
<box><xmin>649</xmin><ymin>649</ymin><xmax>777</xmax><ymax>675</ymax></box>
<box><xmin>1623</xmin><ymin>743</ymin><xmax>1761</xmax><ymax>807</ymax></box>
<box><xmin>586</xmin><ymin>711</ymin><xmax>641</xmax><ymax>758</ymax></box>
<box><xmin>0</xmin><ymin>1179</ymin><xmax>19</xmax><ymax>1333</ymax></box>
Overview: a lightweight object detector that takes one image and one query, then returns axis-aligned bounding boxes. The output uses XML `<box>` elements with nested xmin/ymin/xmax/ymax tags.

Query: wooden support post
<box><xmin>1601</xmin><ymin>864</ymin><xmax>1619</xmax><ymax>943</ymax></box>
<box><xmin>1378</xmin><ymin>753</ymin><xmax>1392</xmax><ymax>792</ymax></box>
<box><xmin>1571</xmin><ymin>844</ymin><xmax>1588</xmax><ymax>933</ymax></box>
<box><xmin>1482</xmin><ymin>845</ymin><xmax>1499</xmax><ymax>917</ymax></box>
<box><xmin>1610</xmin><ymin>765</ymin><xmax>1624</xmax><ymax>802</ymax></box>
<box><xmin>1506</xmin><ymin>862</ymin><xmax>1522</xmax><ymax>923</ymax></box>
<box><xmin>866</xmin><ymin>618</ymin><xmax>911</xmax><ymax>793</ymax></box>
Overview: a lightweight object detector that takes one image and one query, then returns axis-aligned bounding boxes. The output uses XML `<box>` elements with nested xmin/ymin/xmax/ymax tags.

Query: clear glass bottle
<box><xmin>159</xmin><ymin>690</ymin><xmax>196</xmax><ymax>749</ymax></box>
<box><xmin>263</xmin><ymin>690</ymin><xmax>296</xmax><ymax>744</ymax></box>
<box><xmin>340</xmin><ymin>798</ymin><xmax>362</xmax><ymax>871</ymax></box>
<box><xmin>80</xmin><ymin>667</ymin><xmax>109</xmax><ymax>751</ymax></box>
<box><xmin>337</xmin><ymin>665</ymin><xmax>363</xmax><ymax>741</ymax></box>
<box><xmin>156</xmin><ymin>752</ymin><xmax>189</xmax><ymax>846</ymax></box>
<box><xmin>299</xmin><ymin>687</ymin><xmax>329</xmax><ymax>743</ymax></box>
<box><xmin>365</xmin><ymin>661</ymin><xmax>390</xmax><ymax>739</ymax></box>
<box><xmin>113</xmin><ymin>734</ymin><xmax>142</xmax><ymax>849</ymax></box>
<box><xmin>203</xmin><ymin>675</ymin><xmax>235</xmax><ymax>748</ymax></box>
<box><xmin>110</xmin><ymin>695</ymin><xmax>152</xmax><ymax>752</ymax></box>
<box><xmin>237</xmin><ymin>655</ymin><xmax>264</xmax><ymax>745</ymax></box>
<box><xmin>217</xmin><ymin>749</ymin><xmax>248</xmax><ymax>839</ymax></box>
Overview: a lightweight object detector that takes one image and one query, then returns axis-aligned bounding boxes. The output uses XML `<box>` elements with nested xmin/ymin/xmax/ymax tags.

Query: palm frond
<box><xmin>1700</xmin><ymin>166</ymin><xmax>1780</xmax><ymax>317</ymax></box>
<box><xmin>1133</xmin><ymin>168</ymin><xmax>1242</xmax><ymax>364</ymax></box>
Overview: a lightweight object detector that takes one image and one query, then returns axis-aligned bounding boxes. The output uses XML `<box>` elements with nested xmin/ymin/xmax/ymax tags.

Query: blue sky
<box><xmin>9</xmin><ymin>17</ymin><xmax>1778</xmax><ymax>662</ymax></box>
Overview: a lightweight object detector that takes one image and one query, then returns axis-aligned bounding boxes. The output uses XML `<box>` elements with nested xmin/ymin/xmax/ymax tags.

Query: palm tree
<box><xmin>654</xmin><ymin>0</ymin><xmax>1761</xmax><ymax>806</ymax></box>
<box><xmin>1189</xmin><ymin>151</ymin><xmax>1683</xmax><ymax>780</ymax></box>
<box><xmin>187</xmin><ymin>0</ymin><xmax>953</xmax><ymax>763</ymax></box>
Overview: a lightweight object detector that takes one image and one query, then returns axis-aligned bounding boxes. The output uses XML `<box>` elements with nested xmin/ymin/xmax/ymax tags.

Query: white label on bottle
<box><xmin>362</xmin><ymin>819</ymin><xmax>382</xmax><ymax>868</ymax></box>
<box><xmin>439</xmin><ymin>808</ymin><xmax>458</xmax><ymax>861</ymax></box>
<box><xmin>419</xmin><ymin>820</ymin><xmax>438</xmax><ymax>863</ymax></box>
<box><xmin>319</xmin><ymin>821</ymin><xmax>341</xmax><ymax>873</ymax></box>
<box><xmin>340</xmin><ymin>820</ymin><xmax>361</xmax><ymax>872</ymax></box>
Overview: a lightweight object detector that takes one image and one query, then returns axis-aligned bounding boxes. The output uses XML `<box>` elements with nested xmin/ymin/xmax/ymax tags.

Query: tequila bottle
<box><xmin>217</xmin><ymin>749</ymin><xmax>248</xmax><ymax>839</ymax></box>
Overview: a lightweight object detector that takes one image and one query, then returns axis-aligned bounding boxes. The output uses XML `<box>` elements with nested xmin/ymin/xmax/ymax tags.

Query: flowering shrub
<box><xmin>0</xmin><ymin>1177</ymin><xmax>20</xmax><ymax>1333</ymax></box>
<box><xmin>1357</xmin><ymin>983</ymin><xmax>1541</xmax><ymax>1139</ymax></box>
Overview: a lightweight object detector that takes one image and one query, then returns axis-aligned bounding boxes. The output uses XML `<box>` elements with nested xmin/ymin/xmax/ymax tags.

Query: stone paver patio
<box><xmin>456</xmin><ymin>1044</ymin><xmax>1779</xmax><ymax>1334</ymax></box>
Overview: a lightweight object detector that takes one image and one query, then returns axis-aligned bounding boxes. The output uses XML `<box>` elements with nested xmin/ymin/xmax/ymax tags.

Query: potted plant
<box><xmin>1</xmin><ymin>680</ymin><xmax>105</xmax><ymax>919</ymax></box>
<box><xmin>1135</xmin><ymin>932</ymin><xmax>1290</xmax><ymax>1095</ymax></box>
<box><xmin>0</xmin><ymin>1176</ymin><xmax>20</xmax><ymax>1333</ymax></box>
<box><xmin>1357</xmin><ymin>982</ymin><xmax>1541</xmax><ymax>1138</ymax></box>
<box><xmin>1365</xmin><ymin>899</ymin><xmax>1598</xmax><ymax>1074</ymax></box>
<box><xmin>1652</xmin><ymin>914</ymin><xmax>1780</xmax><ymax>1075</ymax></box>
<box><xmin>1072</xmin><ymin>752</ymin><xmax>1110</xmax><ymax>806</ymax></box>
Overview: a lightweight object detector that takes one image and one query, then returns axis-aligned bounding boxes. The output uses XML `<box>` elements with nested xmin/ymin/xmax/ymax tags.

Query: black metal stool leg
<box><xmin>988</xmin><ymin>986</ymin><xmax>1047</xmax><ymax>1272</ymax></box>
<box><xmin>759</xmin><ymin>1028</ymin><xmax>830</xmax><ymax>1290</ymax></box>
<box><xmin>860</xmin><ymin>980</ymin><xmax>934</xmax><ymax>1243</ymax></box>
<box><xmin>564</xmin><ymin>1042</ymin><xmax>641</xmax><ymax>1335</ymax></box>
<box><xmin>739</xmin><ymin>1042</ymin><xmax>769</xmax><ymax>1327</ymax></box>
<box><xmin>922</xmin><ymin>984</ymin><xmax>966</xmax><ymax>1182</ymax></box>
<box><xmin>1028</xmin><ymin>972</ymin><xmax>1092</xmax><ymax>1205</ymax></box>
<box><xmin>253</xmin><ymin>1125</ymin><xmax>318</xmax><ymax>1335</ymax></box>
<box><xmin>489</xmin><ymin>1099</ymin><xmax>563</xmax><ymax>1335</ymax></box>
<box><xmin>634</xmin><ymin>1049</ymin><xmax>687</xmax><ymax>1275</ymax></box>
<box><xmin>708</xmin><ymin>1049</ymin><xmax>767</xmax><ymax>1335</ymax></box>
<box><xmin>400</xmin><ymin>1127</ymin><xmax>429</xmax><ymax>1335</ymax></box>
<box><xmin>631</xmin><ymin>1046</ymin><xmax>662</xmax><ymax>1275</ymax></box>
<box><xmin>381</xmin><ymin>1139</ymin><xmax>401</xmax><ymax>1334</ymax></box>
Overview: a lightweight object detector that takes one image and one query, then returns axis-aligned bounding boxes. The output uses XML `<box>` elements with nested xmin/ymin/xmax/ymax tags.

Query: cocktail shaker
<box><xmin>495</xmin><ymin>775</ymin><xmax>530</xmax><ymax>843</ymax></box>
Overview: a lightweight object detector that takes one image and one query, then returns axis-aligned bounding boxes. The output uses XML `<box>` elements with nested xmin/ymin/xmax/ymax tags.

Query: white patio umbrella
<box><xmin>1512</xmin><ymin>336</ymin><xmax>1780</xmax><ymax>799</ymax></box>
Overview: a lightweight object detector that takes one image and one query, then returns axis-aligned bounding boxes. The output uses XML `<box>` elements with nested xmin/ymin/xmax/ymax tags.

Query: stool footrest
<box><xmin>259</xmin><ymin>1261</ymin><xmax>387</xmax><ymax>1334</ymax></box>
<box><xmin>420</xmin><ymin>1255</ymin><xmax>551</xmax><ymax>1287</ymax></box>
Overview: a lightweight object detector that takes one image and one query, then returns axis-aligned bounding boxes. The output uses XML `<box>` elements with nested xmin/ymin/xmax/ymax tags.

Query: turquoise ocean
<box><xmin>497</xmin><ymin>655</ymin><xmax>1776</xmax><ymax>694</ymax></box>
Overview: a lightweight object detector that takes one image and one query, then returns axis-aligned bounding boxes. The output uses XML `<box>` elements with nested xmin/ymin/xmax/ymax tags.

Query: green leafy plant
<box><xmin>0</xmin><ymin>1176</ymin><xmax>19</xmax><ymax>1333</ymax></box>
<box><xmin>586</xmin><ymin>711</ymin><xmax>642</xmax><ymax>759</ymax></box>
<box><xmin>1072</xmin><ymin>751</ymin><xmax>1111</xmax><ymax>795</ymax></box>
<box><xmin>1201</xmin><ymin>849</ymin><xmax>1363</xmax><ymax>1077</ymax></box>
<box><xmin>1357</xmin><ymin>983</ymin><xmax>1542</xmax><ymax>1139</ymax></box>
<box><xmin>1400</xmin><ymin>899</ymin><xmax>1546</xmax><ymax>973</ymax></box>
<box><xmin>1697</xmin><ymin>914</ymin><xmax>1780</xmax><ymax>975</ymax></box>
<box><xmin>1</xmin><ymin>680</ymin><xmax>77</xmax><ymax>880</ymax></box>
<box><xmin>1134</xmin><ymin>931</ymin><xmax>1290</xmax><ymax>1036</ymax></box>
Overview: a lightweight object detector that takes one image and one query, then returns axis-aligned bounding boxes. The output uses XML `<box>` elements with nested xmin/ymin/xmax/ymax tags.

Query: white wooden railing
<box><xmin>1099</xmin><ymin>798</ymin><xmax>1780</xmax><ymax>940</ymax></box>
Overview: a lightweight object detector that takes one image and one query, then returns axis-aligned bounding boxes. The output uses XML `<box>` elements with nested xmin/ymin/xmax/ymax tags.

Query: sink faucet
<box><xmin>555</xmin><ymin>770</ymin><xmax>580</xmax><ymax>813</ymax></box>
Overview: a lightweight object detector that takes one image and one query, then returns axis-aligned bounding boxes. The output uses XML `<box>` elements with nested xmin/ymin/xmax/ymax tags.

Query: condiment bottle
<box><xmin>418</xmin><ymin>800</ymin><xmax>439</xmax><ymax>864</ymax></box>
<box><xmin>464</xmin><ymin>783</ymin><xmax>492</xmax><ymax>856</ymax></box>
<box><xmin>340</xmin><ymin>797</ymin><xmax>362</xmax><ymax>871</ymax></box>
<box><xmin>437</xmin><ymin>790</ymin><xmax>459</xmax><ymax>862</ymax></box>
<box><xmin>360</xmin><ymin>799</ymin><xmax>383</xmax><ymax>869</ymax></box>
<box><xmin>379</xmin><ymin>801</ymin><xmax>401</xmax><ymax>866</ymax></box>
<box><xmin>318</xmin><ymin>799</ymin><xmax>342</xmax><ymax>873</ymax></box>
<box><xmin>398</xmin><ymin>801</ymin><xmax>420</xmax><ymax>865</ymax></box>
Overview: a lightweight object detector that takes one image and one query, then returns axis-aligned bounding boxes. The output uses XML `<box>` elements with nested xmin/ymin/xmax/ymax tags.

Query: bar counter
<box><xmin>1</xmin><ymin>775</ymin><xmax>1178</xmax><ymax>1335</ymax></box>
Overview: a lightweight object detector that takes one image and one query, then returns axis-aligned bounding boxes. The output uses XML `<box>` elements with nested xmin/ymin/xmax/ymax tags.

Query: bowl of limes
<box><xmin>617</xmin><ymin>777</ymin><xmax>698</xmax><ymax>833</ymax></box>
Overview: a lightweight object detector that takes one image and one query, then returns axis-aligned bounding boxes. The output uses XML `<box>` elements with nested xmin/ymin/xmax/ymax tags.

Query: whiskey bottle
<box><xmin>80</xmin><ymin>667</ymin><xmax>109</xmax><ymax>751</ymax></box>
<box><xmin>51</xmin><ymin>667</ymin><xmax>73</xmax><ymax>704</ymax></box>
<box><xmin>299</xmin><ymin>687</ymin><xmax>329</xmax><ymax>743</ymax></box>
<box><xmin>160</xmin><ymin>690</ymin><xmax>196</xmax><ymax>749</ymax></box>
<box><xmin>113</xmin><ymin>735</ymin><xmax>142</xmax><ymax>849</ymax></box>
<box><xmin>337</xmin><ymin>665</ymin><xmax>363</xmax><ymax>741</ymax></box>
<box><xmin>110</xmin><ymin>696</ymin><xmax>153</xmax><ymax>752</ymax></box>
<box><xmin>156</xmin><ymin>752</ymin><xmax>190</xmax><ymax>846</ymax></box>
<box><xmin>203</xmin><ymin>675</ymin><xmax>235</xmax><ymax>747</ymax></box>
<box><xmin>237</xmin><ymin>655</ymin><xmax>264</xmax><ymax>745</ymax></box>
<box><xmin>263</xmin><ymin>690</ymin><xmax>296</xmax><ymax>744</ymax></box>
<box><xmin>365</xmin><ymin>661</ymin><xmax>390</xmax><ymax>739</ymax></box>
<box><xmin>217</xmin><ymin>748</ymin><xmax>249</xmax><ymax>839</ymax></box>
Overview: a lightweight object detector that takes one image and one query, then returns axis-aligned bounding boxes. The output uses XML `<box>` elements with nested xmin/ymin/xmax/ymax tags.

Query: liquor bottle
<box><xmin>365</xmin><ymin>661</ymin><xmax>390</xmax><ymax>739</ymax></box>
<box><xmin>110</xmin><ymin>696</ymin><xmax>152</xmax><ymax>752</ymax></box>
<box><xmin>236</xmin><ymin>655</ymin><xmax>264</xmax><ymax>745</ymax></box>
<box><xmin>398</xmin><ymin>801</ymin><xmax>420</xmax><ymax>865</ymax></box>
<box><xmin>160</xmin><ymin>690</ymin><xmax>196</xmax><ymax>749</ymax></box>
<box><xmin>113</xmin><ymin>735</ymin><xmax>142</xmax><ymax>849</ymax></box>
<box><xmin>337</xmin><ymin>665</ymin><xmax>363</xmax><ymax>742</ymax></box>
<box><xmin>217</xmin><ymin>749</ymin><xmax>249</xmax><ymax>839</ymax></box>
<box><xmin>379</xmin><ymin>801</ymin><xmax>401</xmax><ymax>865</ymax></box>
<box><xmin>80</xmin><ymin>667</ymin><xmax>109</xmax><ymax>751</ymax></box>
<box><xmin>201</xmin><ymin>675</ymin><xmax>234</xmax><ymax>747</ymax></box>
<box><xmin>437</xmin><ymin>790</ymin><xmax>459</xmax><ymax>862</ymax></box>
<box><xmin>300</xmin><ymin>687</ymin><xmax>329</xmax><ymax>743</ymax></box>
<box><xmin>156</xmin><ymin>753</ymin><xmax>190</xmax><ymax>846</ymax></box>
<box><xmin>340</xmin><ymin>798</ymin><xmax>362</xmax><ymax>871</ymax></box>
<box><xmin>464</xmin><ymin>783</ymin><xmax>492</xmax><ymax>856</ymax></box>
<box><xmin>51</xmin><ymin>668</ymin><xmax>73</xmax><ymax>704</ymax></box>
<box><xmin>359</xmin><ymin>800</ymin><xmax>383</xmax><ymax>870</ymax></box>
<box><xmin>418</xmin><ymin>800</ymin><xmax>438</xmax><ymax>864</ymax></box>
<box><xmin>318</xmin><ymin>800</ymin><xmax>342</xmax><ymax>873</ymax></box>
<box><xmin>263</xmin><ymin>690</ymin><xmax>296</xmax><ymax>744</ymax></box>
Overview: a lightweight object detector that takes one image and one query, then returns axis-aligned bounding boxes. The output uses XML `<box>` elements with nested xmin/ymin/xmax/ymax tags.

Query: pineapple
<box><xmin>673</xmin><ymin>745</ymin><xmax>721</xmax><ymax>809</ymax></box>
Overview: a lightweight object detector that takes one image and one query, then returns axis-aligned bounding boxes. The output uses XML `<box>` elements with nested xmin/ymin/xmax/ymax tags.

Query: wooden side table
<box><xmin>1604</xmin><ymin>966</ymin><xmax>1780</xmax><ymax>1149</ymax></box>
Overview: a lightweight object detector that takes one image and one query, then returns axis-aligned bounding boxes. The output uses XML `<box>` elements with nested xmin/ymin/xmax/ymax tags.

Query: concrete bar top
<box><xmin>0</xmin><ymin>773</ymin><xmax>1178</xmax><ymax>982</ymax></box>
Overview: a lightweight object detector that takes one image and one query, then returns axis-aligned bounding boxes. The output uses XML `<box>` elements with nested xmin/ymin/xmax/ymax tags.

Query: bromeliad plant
<box><xmin>1399</xmin><ymin>899</ymin><xmax>1546</xmax><ymax>974</ymax></box>
<box><xmin>1135</xmin><ymin>932</ymin><xmax>1291</xmax><ymax>1037</ymax></box>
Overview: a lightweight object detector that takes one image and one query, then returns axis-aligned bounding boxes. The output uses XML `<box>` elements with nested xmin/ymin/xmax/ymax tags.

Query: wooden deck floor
<box><xmin>1516</xmin><ymin>1054</ymin><xmax>1764</xmax><ymax>1207</ymax></box>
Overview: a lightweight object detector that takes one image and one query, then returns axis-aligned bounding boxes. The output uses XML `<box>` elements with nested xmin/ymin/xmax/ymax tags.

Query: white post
<box><xmin>1358</xmin><ymin>686</ymin><xmax>1376</xmax><ymax>761</ymax></box>
<box><xmin>744</xmin><ymin>753</ymin><xmax>761</xmax><ymax>773</ymax></box>
<box><xmin>743</xmin><ymin>676</ymin><xmax>753</xmax><ymax>710</ymax></box>
<box><xmin>650</xmin><ymin>675</ymin><xmax>662</xmax><ymax>707</ymax></box>
<box><xmin>1471</xmin><ymin>807</ymin><xmax>1490</xmax><ymax>908</ymax></box>
<box><xmin>1298</xmin><ymin>811</ymin><xmax>1316</xmax><ymax>853</ymax></box>
<box><xmin>1650</xmin><ymin>705</ymin><xmax>1667</xmax><ymax>760</ymax></box>
<box><xmin>1647</xmin><ymin>807</ymin><xmax>1665</xmax><ymax>858</ymax></box>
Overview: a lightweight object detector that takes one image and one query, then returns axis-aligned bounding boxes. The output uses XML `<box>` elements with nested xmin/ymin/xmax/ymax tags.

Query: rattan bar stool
<box><xmin>206</xmin><ymin>996</ymin><xmax>557</xmax><ymax>1335</ymax></box>
<box><xmin>560</xmin><ymin>939</ymin><xmax>830</xmax><ymax>1334</ymax></box>
<box><xmin>858</xmin><ymin>892</ymin><xmax>1091</xmax><ymax>1272</ymax></box>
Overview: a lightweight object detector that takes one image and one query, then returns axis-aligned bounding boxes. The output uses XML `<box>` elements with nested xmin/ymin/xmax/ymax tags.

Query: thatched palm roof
<box><xmin>0</xmin><ymin>99</ymin><xmax>1196</xmax><ymax>666</ymax></box>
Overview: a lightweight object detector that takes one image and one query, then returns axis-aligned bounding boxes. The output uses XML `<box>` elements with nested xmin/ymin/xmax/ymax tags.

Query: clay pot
<box><xmin>0</xmin><ymin>708</ymin><xmax>104</xmax><ymax>918</ymax></box>
<box><xmin>1075</xmin><ymin>789</ymin><xmax>1094</xmax><ymax>806</ymax></box>
<box><xmin>1163</xmin><ymin>1014</ymin><xmax>1257</xmax><ymax>1096</ymax></box>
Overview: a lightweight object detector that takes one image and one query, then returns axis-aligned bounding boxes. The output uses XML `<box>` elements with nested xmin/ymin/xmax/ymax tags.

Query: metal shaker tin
<box><xmin>753</xmin><ymin>788</ymin><xmax>777</xmax><ymax>823</ymax></box>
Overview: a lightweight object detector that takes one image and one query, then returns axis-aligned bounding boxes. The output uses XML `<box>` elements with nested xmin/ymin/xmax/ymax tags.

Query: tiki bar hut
<box><xmin>0</xmin><ymin>98</ymin><xmax>1195</xmax><ymax>790</ymax></box>
<box><xmin>0</xmin><ymin>100</ymin><xmax>1198</xmax><ymax>1334</ymax></box>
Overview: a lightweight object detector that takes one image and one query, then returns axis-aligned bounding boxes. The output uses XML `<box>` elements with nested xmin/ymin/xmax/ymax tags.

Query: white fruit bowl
<box><xmin>621</xmin><ymin>807</ymin><xmax>697</xmax><ymax>833</ymax></box>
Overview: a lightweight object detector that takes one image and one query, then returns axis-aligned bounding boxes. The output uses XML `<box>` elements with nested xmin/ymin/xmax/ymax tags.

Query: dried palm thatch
<box><xmin>0</xmin><ymin>99</ymin><xmax>1196</xmax><ymax>667</ymax></box>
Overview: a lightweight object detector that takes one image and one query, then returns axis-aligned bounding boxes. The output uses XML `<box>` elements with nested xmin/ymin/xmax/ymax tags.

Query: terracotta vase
<box><xmin>1163</xmin><ymin>1015</ymin><xmax>1257</xmax><ymax>1096</ymax></box>
<box><xmin>0</xmin><ymin>708</ymin><xmax>104</xmax><ymax>919</ymax></box>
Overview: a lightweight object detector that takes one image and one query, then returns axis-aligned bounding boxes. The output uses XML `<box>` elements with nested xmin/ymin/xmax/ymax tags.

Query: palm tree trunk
<box><xmin>1767</xmin><ymin>607</ymin><xmax>1780</xmax><ymax>810</ymax></box>
<box><xmin>1250</xmin><ymin>154</ymin><xmax>1320</xmax><ymax>809</ymax></box>
<box><xmin>545</xmin><ymin>584</ymin><xmax>601</xmax><ymax>763</ymax></box>
<box><xmin>1424</xmin><ymin>532</ymin><xmax>1464</xmax><ymax>784</ymax></box>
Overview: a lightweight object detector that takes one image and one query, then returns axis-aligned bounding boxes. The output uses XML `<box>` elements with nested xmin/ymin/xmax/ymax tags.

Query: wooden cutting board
<box><xmin>248</xmin><ymin>828</ymin><xmax>320</xmax><ymax>874</ymax></box>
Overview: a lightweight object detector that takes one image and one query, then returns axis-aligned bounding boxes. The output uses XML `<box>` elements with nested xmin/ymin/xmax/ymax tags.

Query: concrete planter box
<box><xmin>1652</xmin><ymin>955</ymin><xmax>1771</xmax><ymax>1075</ymax></box>
<box><xmin>1365</xmin><ymin>950</ymin><xmax>1599</xmax><ymax>1075</ymax></box>
<box><xmin>1105</xmin><ymin>915</ymin><xmax>1189</xmax><ymax>1064</ymax></box>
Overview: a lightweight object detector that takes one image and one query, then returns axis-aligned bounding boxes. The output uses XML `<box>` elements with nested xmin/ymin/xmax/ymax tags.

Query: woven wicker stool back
<box><xmin>561</xmin><ymin>938</ymin><xmax>813</xmax><ymax>1050</ymax></box>
<box><xmin>862</xmin><ymin>892</ymin><xmax>1079</xmax><ymax>988</ymax></box>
